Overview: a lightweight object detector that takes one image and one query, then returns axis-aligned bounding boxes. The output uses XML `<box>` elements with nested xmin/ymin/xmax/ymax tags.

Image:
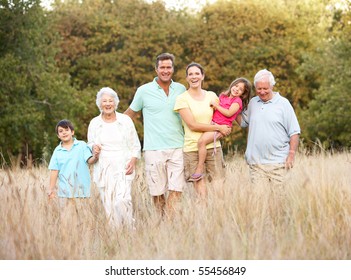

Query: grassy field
<box><xmin>1</xmin><ymin>151</ymin><xmax>350</xmax><ymax>260</ymax></box>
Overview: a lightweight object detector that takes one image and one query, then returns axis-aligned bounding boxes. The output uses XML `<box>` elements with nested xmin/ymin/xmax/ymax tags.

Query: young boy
<box><xmin>48</xmin><ymin>119</ymin><xmax>99</xmax><ymax>200</ymax></box>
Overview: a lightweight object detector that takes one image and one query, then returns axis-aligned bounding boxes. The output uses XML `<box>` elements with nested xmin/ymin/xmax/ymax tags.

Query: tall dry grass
<box><xmin>0</xmin><ymin>151</ymin><xmax>350</xmax><ymax>260</ymax></box>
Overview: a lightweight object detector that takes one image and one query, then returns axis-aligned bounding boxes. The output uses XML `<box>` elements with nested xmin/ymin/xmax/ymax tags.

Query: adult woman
<box><xmin>174</xmin><ymin>63</ymin><xmax>231</xmax><ymax>198</ymax></box>
<box><xmin>88</xmin><ymin>87</ymin><xmax>141</xmax><ymax>229</ymax></box>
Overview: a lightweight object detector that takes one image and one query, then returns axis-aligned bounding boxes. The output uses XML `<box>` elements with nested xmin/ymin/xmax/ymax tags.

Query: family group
<box><xmin>47</xmin><ymin>53</ymin><xmax>300</xmax><ymax>229</ymax></box>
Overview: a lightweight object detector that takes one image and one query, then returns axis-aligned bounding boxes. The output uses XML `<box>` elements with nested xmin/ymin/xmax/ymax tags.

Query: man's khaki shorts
<box><xmin>144</xmin><ymin>148</ymin><xmax>186</xmax><ymax>196</ymax></box>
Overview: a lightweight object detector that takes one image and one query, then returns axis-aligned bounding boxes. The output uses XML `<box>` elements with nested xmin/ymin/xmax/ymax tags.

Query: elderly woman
<box><xmin>88</xmin><ymin>87</ymin><xmax>141</xmax><ymax>229</ymax></box>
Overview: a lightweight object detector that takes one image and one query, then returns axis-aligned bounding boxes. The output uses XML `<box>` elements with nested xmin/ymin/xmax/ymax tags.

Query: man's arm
<box><xmin>285</xmin><ymin>133</ymin><xmax>299</xmax><ymax>169</ymax></box>
<box><xmin>235</xmin><ymin>113</ymin><xmax>242</xmax><ymax>126</ymax></box>
<box><xmin>289</xmin><ymin>134</ymin><xmax>299</xmax><ymax>153</ymax></box>
<box><xmin>124</xmin><ymin>107</ymin><xmax>139</xmax><ymax>120</ymax></box>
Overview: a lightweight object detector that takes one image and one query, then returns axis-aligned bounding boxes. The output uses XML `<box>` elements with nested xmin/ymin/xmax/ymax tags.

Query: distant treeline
<box><xmin>1</xmin><ymin>0</ymin><xmax>350</xmax><ymax>166</ymax></box>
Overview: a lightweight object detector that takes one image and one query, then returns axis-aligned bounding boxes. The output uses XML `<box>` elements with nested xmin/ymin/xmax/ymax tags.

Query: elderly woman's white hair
<box><xmin>96</xmin><ymin>87</ymin><xmax>120</xmax><ymax>112</ymax></box>
<box><xmin>254</xmin><ymin>69</ymin><xmax>276</xmax><ymax>88</ymax></box>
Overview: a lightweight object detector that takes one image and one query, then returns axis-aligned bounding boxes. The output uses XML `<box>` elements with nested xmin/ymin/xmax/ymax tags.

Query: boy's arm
<box><xmin>87</xmin><ymin>155</ymin><xmax>98</xmax><ymax>164</ymax></box>
<box><xmin>48</xmin><ymin>170</ymin><xmax>58</xmax><ymax>199</ymax></box>
<box><xmin>85</xmin><ymin>140</ymin><xmax>100</xmax><ymax>165</ymax></box>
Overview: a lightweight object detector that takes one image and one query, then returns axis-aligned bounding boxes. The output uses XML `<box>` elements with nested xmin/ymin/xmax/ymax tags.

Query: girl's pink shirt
<box><xmin>212</xmin><ymin>95</ymin><xmax>243</xmax><ymax>127</ymax></box>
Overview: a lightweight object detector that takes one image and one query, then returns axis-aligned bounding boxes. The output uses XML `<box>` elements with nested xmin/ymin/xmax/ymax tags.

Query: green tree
<box><xmin>301</xmin><ymin>2</ymin><xmax>351</xmax><ymax>149</ymax></box>
<box><xmin>0</xmin><ymin>0</ymin><xmax>78</xmax><ymax>166</ymax></box>
<box><xmin>52</xmin><ymin>0</ymin><xmax>194</xmax><ymax>141</ymax></box>
<box><xmin>184</xmin><ymin>0</ymin><xmax>328</xmax><ymax>151</ymax></box>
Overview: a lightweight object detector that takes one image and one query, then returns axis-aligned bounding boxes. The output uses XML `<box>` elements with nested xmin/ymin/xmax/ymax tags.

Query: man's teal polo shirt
<box><xmin>130</xmin><ymin>78</ymin><xmax>186</xmax><ymax>151</ymax></box>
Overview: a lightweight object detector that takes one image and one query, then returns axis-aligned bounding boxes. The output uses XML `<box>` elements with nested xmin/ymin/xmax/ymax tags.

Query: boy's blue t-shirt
<box><xmin>48</xmin><ymin>138</ymin><xmax>92</xmax><ymax>198</ymax></box>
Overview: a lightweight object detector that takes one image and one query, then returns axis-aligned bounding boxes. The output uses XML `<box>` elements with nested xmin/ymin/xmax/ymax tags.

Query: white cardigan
<box><xmin>87</xmin><ymin>112</ymin><xmax>141</xmax><ymax>185</ymax></box>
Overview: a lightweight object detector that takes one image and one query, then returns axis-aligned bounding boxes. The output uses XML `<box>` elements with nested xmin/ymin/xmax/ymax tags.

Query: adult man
<box><xmin>240</xmin><ymin>69</ymin><xmax>300</xmax><ymax>185</ymax></box>
<box><xmin>124</xmin><ymin>53</ymin><xmax>186</xmax><ymax>215</ymax></box>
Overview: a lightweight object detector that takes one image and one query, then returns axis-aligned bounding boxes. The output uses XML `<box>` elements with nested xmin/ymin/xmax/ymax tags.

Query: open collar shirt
<box><xmin>241</xmin><ymin>92</ymin><xmax>300</xmax><ymax>165</ymax></box>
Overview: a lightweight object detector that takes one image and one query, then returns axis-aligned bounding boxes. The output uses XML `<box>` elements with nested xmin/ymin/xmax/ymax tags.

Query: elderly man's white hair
<box><xmin>254</xmin><ymin>69</ymin><xmax>276</xmax><ymax>88</ymax></box>
<box><xmin>96</xmin><ymin>87</ymin><xmax>120</xmax><ymax>112</ymax></box>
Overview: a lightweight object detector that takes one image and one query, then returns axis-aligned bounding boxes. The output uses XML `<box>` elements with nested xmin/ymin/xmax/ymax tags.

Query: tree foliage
<box><xmin>301</xmin><ymin>1</ymin><xmax>351</xmax><ymax>149</ymax></box>
<box><xmin>0</xmin><ymin>0</ymin><xmax>78</xmax><ymax>165</ymax></box>
<box><xmin>50</xmin><ymin>0</ymin><xmax>195</xmax><ymax>141</ymax></box>
<box><xmin>0</xmin><ymin>0</ymin><xmax>350</xmax><ymax>165</ymax></box>
<box><xmin>182</xmin><ymin>0</ymin><xmax>329</xmax><ymax>151</ymax></box>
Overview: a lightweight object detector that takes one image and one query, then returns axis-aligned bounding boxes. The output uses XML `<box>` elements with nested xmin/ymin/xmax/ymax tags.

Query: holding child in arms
<box><xmin>189</xmin><ymin>78</ymin><xmax>251</xmax><ymax>181</ymax></box>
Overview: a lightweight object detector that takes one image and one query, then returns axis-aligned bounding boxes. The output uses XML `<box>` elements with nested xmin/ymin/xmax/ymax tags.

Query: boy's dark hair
<box><xmin>55</xmin><ymin>119</ymin><xmax>74</xmax><ymax>134</ymax></box>
<box><xmin>155</xmin><ymin>53</ymin><xmax>175</xmax><ymax>68</ymax></box>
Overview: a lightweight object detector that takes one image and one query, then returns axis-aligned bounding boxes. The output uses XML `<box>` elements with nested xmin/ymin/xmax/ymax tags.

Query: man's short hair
<box><xmin>155</xmin><ymin>53</ymin><xmax>175</xmax><ymax>68</ymax></box>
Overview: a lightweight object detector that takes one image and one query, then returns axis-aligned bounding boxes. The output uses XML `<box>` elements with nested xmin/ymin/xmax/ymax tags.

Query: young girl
<box><xmin>189</xmin><ymin>78</ymin><xmax>252</xmax><ymax>181</ymax></box>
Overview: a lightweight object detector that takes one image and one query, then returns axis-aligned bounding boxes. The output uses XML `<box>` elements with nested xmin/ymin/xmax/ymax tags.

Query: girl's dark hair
<box><xmin>185</xmin><ymin>62</ymin><xmax>205</xmax><ymax>76</ymax></box>
<box><xmin>224</xmin><ymin>77</ymin><xmax>252</xmax><ymax>111</ymax></box>
<box><xmin>55</xmin><ymin>119</ymin><xmax>74</xmax><ymax>134</ymax></box>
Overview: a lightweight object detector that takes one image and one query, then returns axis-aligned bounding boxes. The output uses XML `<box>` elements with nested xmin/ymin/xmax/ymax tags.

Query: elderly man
<box><xmin>240</xmin><ymin>69</ymin><xmax>300</xmax><ymax>185</ymax></box>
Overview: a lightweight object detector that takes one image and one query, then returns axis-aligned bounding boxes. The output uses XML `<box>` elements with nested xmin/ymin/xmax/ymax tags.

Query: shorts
<box><xmin>248</xmin><ymin>163</ymin><xmax>287</xmax><ymax>186</ymax></box>
<box><xmin>144</xmin><ymin>148</ymin><xmax>186</xmax><ymax>196</ymax></box>
<box><xmin>183</xmin><ymin>148</ymin><xmax>226</xmax><ymax>182</ymax></box>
